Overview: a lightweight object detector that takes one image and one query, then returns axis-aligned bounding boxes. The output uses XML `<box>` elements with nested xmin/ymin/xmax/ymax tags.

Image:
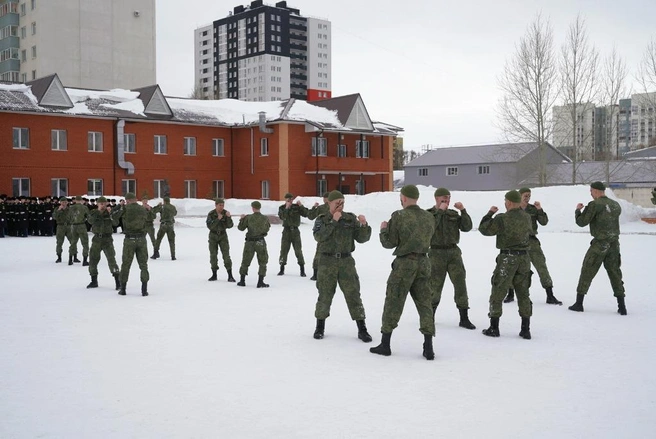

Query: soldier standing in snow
<box><xmin>237</xmin><ymin>201</ymin><xmax>271</xmax><ymax>288</ymax></box>
<box><xmin>277</xmin><ymin>193</ymin><xmax>309</xmax><ymax>277</ymax></box>
<box><xmin>85</xmin><ymin>196</ymin><xmax>121</xmax><ymax>290</ymax></box>
<box><xmin>206</xmin><ymin>198</ymin><xmax>235</xmax><ymax>282</ymax></box>
<box><xmin>114</xmin><ymin>193</ymin><xmax>150</xmax><ymax>296</ymax></box>
<box><xmin>306</xmin><ymin>192</ymin><xmax>330</xmax><ymax>281</ymax></box>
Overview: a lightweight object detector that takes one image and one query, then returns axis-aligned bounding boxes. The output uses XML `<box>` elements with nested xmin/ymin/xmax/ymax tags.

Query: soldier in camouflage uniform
<box><xmin>569</xmin><ymin>181</ymin><xmax>627</xmax><ymax>315</ymax></box>
<box><xmin>68</xmin><ymin>195</ymin><xmax>90</xmax><ymax>266</ymax></box>
<box><xmin>206</xmin><ymin>198</ymin><xmax>235</xmax><ymax>282</ymax></box>
<box><xmin>504</xmin><ymin>187</ymin><xmax>562</xmax><ymax>305</ymax></box>
<box><xmin>152</xmin><ymin>197</ymin><xmax>177</xmax><ymax>260</ymax></box>
<box><xmin>85</xmin><ymin>196</ymin><xmax>121</xmax><ymax>290</ymax></box>
<box><xmin>651</xmin><ymin>187</ymin><xmax>656</xmax><ymax>205</ymax></box>
<box><xmin>370</xmin><ymin>185</ymin><xmax>436</xmax><ymax>360</ymax></box>
<box><xmin>141</xmin><ymin>196</ymin><xmax>159</xmax><ymax>249</ymax></box>
<box><xmin>479</xmin><ymin>190</ymin><xmax>534</xmax><ymax>340</ymax></box>
<box><xmin>113</xmin><ymin>192</ymin><xmax>150</xmax><ymax>296</ymax></box>
<box><xmin>311</xmin><ymin>190</ymin><xmax>372</xmax><ymax>342</ymax></box>
<box><xmin>53</xmin><ymin>197</ymin><xmax>72</xmax><ymax>263</ymax></box>
<box><xmin>0</xmin><ymin>194</ymin><xmax>6</xmax><ymax>238</ymax></box>
<box><xmin>307</xmin><ymin>192</ymin><xmax>330</xmax><ymax>281</ymax></box>
<box><xmin>427</xmin><ymin>188</ymin><xmax>476</xmax><ymax>329</ymax></box>
<box><xmin>237</xmin><ymin>201</ymin><xmax>271</xmax><ymax>288</ymax></box>
<box><xmin>277</xmin><ymin>193</ymin><xmax>309</xmax><ymax>277</ymax></box>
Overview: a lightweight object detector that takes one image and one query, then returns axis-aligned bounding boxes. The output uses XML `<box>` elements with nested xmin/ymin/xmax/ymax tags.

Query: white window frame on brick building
<box><xmin>51</xmin><ymin>129</ymin><xmax>67</xmax><ymax>151</ymax></box>
<box><xmin>88</xmin><ymin>131</ymin><xmax>103</xmax><ymax>152</ymax></box>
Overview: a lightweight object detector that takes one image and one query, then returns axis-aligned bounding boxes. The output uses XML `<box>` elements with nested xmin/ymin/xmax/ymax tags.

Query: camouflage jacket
<box><xmin>479</xmin><ymin>207</ymin><xmax>532</xmax><ymax>250</ymax></box>
<box><xmin>307</xmin><ymin>203</ymin><xmax>330</xmax><ymax>220</ymax></box>
<box><xmin>88</xmin><ymin>208</ymin><xmax>118</xmax><ymax>234</ymax></box>
<box><xmin>68</xmin><ymin>203</ymin><xmax>89</xmax><ymax>224</ymax></box>
<box><xmin>427</xmin><ymin>207</ymin><xmax>472</xmax><ymax>246</ymax></box>
<box><xmin>313</xmin><ymin>211</ymin><xmax>371</xmax><ymax>254</ymax></box>
<box><xmin>278</xmin><ymin>203</ymin><xmax>309</xmax><ymax>227</ymax></box>
<box><xmin>114</xmin><ymin>203</ymin><xmax>147</xmax><ymax>234</ymax></box>
<box><xmin>380</xmin><ymin>205</ymin><xmax>435</xmax><ymax>256</ymax></box>
<box><xmin>523</xmin><ymin>203</ymin><xmax>548</xmax><ymax>236</ymax></box>
<box><xmin>159</xmin><ymin>203</ymin><xmax>177</xmax><ymax>224</ymax></box>
<box><xmin>575</xmin><ymin>196</ymin><xmax>621</xmax><ymax>241</ymax></box>
<box><xmin>238</xmin><ymin>212</ymin><xmax>271</xmax><ymax>239</ymax></box>
<box><xmin>144</xmin><ymin>204</ymin><xmax>160</xmax><ymax>224</ymax></box>
<box><xmin>206</xmin><ymin>209</ymin><xmax>234</xmax><ymax>234</ymax></box>
<box><xmin>53</xmin><ymin>206</ymin><xmax>70</xmax><ymax>226</ymax></box>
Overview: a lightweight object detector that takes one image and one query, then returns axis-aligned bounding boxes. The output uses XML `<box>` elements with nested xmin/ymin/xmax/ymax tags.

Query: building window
<box><xmin>51</xmin><ymin>178</ymin><xmax>68</xmax><ymax>197</ymax></box>
<box><xmin>212</xmin><ymin>138</ymin><xmax>224</xmax><ymax>156</ymax></box>
<box><xmin>31</xmin><ymin>70</ymin><xmax>35</xmax><ymax>80</ymax></box>
<box><xmin>418</xmin><ymin>168</ymin><xmax>428</xmax><ymax>177</ymax></box>
<box><xmin>20</xmin><ymin>3</ymin><xmax>25</xmax><ymax>15</ymax></box>
<box><xmin>21</xmin><ymin>73</ymin><xmax>26</xmax><ymax>82</ymax></box>
<box><xmin>31</xmin><ymin>45</ymin><xmax>36</xmax><ymax>59</ymax></box>
<box><xmin>338</xmin><ymin>144</ymin><xmax>347</xmax><ymax>157</ymax></box>
<box><xmin>477</xmin><ymin>165</ymin><xmax>490</xmax><ymax>175</ymax></box>
<box><xmin>260</xmin><ymin>138</ymin><xmax>268</xmax><ymax>156</ymax></box>
<box><xmin>184</xmin><ymin>180</ymin><xmax>197</xmax><ymax>198</ymax></box>
<box><xmin>213</xmin><ymin>180</ymin><xmax>225</xmax><ymax>198</ymax></box>
<box><xmin>88</xmin><ymin>131</ymin><xmax>103</xmax><ymax>152</ymax></box>
<box><xmin>51</xmin><ymin>130</ymin><xmax>67</xmax><ymax>151</ymax></box>
<box><xmin>12</xmin><ymin>178</ymin><xmax>30</xmax><ymax>196</ymax></box>
<box><xmin>154</xmin><ymin>135</ymin><xmax>167</xmax><ymax>154</ymax></box>
<box><xmin>316</xmin><ymin>179</ymin><xmax>327</xmax><ymax>196</ymax></box>
<box><xmin>153</xmin><ymin>180</ymin><xmax>168</xmax><ymax>198</ymax></box>
<box><xmin>183</xmin><ymin>137</ymin><xmax>197</xmax><ymax>155</ymax></box>
<box><xmin>12</xmin><ymin>127</ymin><xmax>29</xmax><ymax>149</ymax></box>
<box><xmin>31</xmin><ymin>0</ymin><xmax>35</xmax><ymax>10</ymax></box>
<box><xmin>124</xmin><ymin>133</ymin><xmax>136</xmax><ymax>153</ymax></box>
<box><xmin>31</xmin><ymin>22</ymin><xmax>35</xmax><ymax>35</ymax></box>
<box><xmin>122</xmin><ymin>179</ymin><xmax>136</xmax><ymax>196</ymax></box>
<box><xmin>311</xmin><ymin>137</ymin><xmax>327</xmax><ymax>156</ymax></box>
<box><xmin>261</xmin><ymin>180</ymin><xmax>270</xmax><ymax>199</ymax></box>
<box><xmin>21</xmin><ymin>26</ymin><xmax>25</xmax><ymax>39</ymax></box>
<box><xmin>356</xmin><ymin>140</ymin><xmax>370</xmax><ymax>158</ymax></box>
<box><xmin>21</xmin><ymin>49</ymin><xmax>26</xmax><ymax>61</ymax></box>
<box><xmin>355</xmin><ymin>179</ymin><xmax>366</xmax><ymax>195</ymax></box>
<box><xmin>87</xmin><ymin>179</ymin><xmax>103</xmax><ymax>196</ymax></box>
<box><xmin>447</xmin><ymin>167</ymin><xmax>458</xmax><ymax>176</ymax></box>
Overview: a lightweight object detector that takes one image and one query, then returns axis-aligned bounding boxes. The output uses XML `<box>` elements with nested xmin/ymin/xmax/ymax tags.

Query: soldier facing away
<box><xmin>113</xmin><ymin>192</ymin><xmax>150</xmax><ymax>296</ymax></box>
<box><xmin>370</xmin><ymin>185</ymin><xmax>437</xmax><ymax>360</ymax></box>
<box><xmin>53</xmin><ymin>196</ymin><xmax>72</xmax><ymax>263</ymax></box>
<box><xmin>85</xmin><ymin>196</ymin><xmax>121</xmax><ymax>290</ymax></box>
<box><xmin>68</xmin><ymin>195</ymin><xmax>90</xmax><ymax>266</ymax></box>
<box><xmin>277</xmin><ymin>193</ymin><xmax>309</xmax><ymax>277</ymax></box>
<box><xmin>141</xmin><ymin>195</ymin><xmax>159</xmax><ymax>249</ymax></box>
<box><xmin>206</xmin><ymin>198</ymin><xmax>235</xmax><ymax>282</ymax></box>
<box><xmin>237</xmin><ymin>201</ymin><xmax>271</xmax><ymax>288</ymax></box>
<box><xmin>312</xmin><ymin>190</ymin><xmax>372</xmax><ymax>342</ymax></box>
<box><xmin>569</xmin><ymin>181</ymin><xmax>627</xmax><ymax>315</ymax></box>
<box><xmin>427</xmin><ymin>187</ymin><xmax>476</xmax><ymax>330</ymax></box>
<box><xmin>479</xmin><ymin>190</ymin><xmax>534</xmax><ymax>340</ymax></box>
<box><xmin>152</xmin><ymin>197</ymin><xmax>177</xmax><ymax>260</ymax></box>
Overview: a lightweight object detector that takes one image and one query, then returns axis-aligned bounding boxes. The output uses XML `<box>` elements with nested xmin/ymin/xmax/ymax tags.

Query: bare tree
<box><xmin>496</xmin><ymin>14</ymin><xmax>559</xmax><ymax>186</ymax></box>
<box><xmin>635</xmin><ymin>38</ymin><xmax>656</xmax><ymax>149</ymax></box>
<box><xmin>189</xmin><ymin>80</ymin><xmax>208</xmax><ymax>100</ymax></box>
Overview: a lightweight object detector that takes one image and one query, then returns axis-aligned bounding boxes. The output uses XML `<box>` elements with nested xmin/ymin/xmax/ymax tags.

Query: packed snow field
<box><xmin>1</xmin><ymin>185</ymin><xmax>655</xmax><ymax>438</ymax></box>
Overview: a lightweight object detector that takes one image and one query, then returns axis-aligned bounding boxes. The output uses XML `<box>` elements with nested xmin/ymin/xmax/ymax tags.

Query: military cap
<box><xmin>322</xmin><ymin>192</ymin><xmax>330</xmax><ymax>199</ymax></box>
<box><xmin>505</xmin><ymin>190</ymin><xmax>521</xmax><ymax>203</ymax></box>
<box><xmin>125</xmin><ymin>192</ymin><xmax>136</xmax><ymax>200</ymax></box>
<box><xmin>59</xmin><ymin>196</ymin><xmax>68</xmax><ymax>202</ymax></box>
<box><xmin>251</xmin><ymin>200</ymin><xmax>262</xmax><ymax>209</ymax></box>
<box><xmin>590</xmin><ymin>181</ymin><xmax>606</xmax><ymax>191</ymax></box>
<box><xmin>96</xmin><ymin>196</ymin><xmax>108</xmax><ymax>203</ymax></box>
<box><xmin>215</xmin><ymin>198</ymin><xmax>225</xmax><ymax>205</ymax></box>
<box><xmin>75</xmin><ymin>195</ymin><xmax>82</xmax><ymax>201</ymax></box>
<box><xmin>163</xmin><ymin>197</ymin><xmax>171</xmax><ymax>203</ymax></box>
<box><xmin>400</xmin><ymin>184</ymin><xmax>420</xmax><ymax>199</ymax></box>
<box><xmin>519</xmin><ymin>187</ymin><xmax>532</xmax><ymax>194</ymax></box>
<box><xmin>434</xmin><ymin>187</ymin><xmax>450</xmax><ymax>197</ymax></box>
<box><xmin>328</xmin><ymin>190</ymin><xmax>344</xmax><ymax>202</ymax></box>
<box><xmin>284</xmin><ymin>192</ymin><xmax>294</xmax><ymax>199</ymax></box>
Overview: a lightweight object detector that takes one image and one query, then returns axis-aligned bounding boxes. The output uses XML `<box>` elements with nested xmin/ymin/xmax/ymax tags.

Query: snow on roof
<box><xmin>65</xmin><ymin>88</ymin><xmax>140</xmax><ymax>103</ymax></box>
<box><xmin>166</xmin><ymin>98</ymin><xmax>287</xmax><ymax>124</ymax></box>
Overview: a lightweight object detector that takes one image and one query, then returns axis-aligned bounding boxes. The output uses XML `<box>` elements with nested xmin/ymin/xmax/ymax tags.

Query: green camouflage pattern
<box><xmin>308</xmin><ymin>202</ymin><xmax>330</xmax><ymax>269</ymax></box>
<box><xmin>479</xmin><ymin>208</ymin><xmax>532</xmax><ymax>250</ymax></box>
<box><xmin>524</xmin><ymin>203</ymin><xmax>548</xmax><ymax>235</ymax></box>
<box><xmin>278</xmin><ymin>203</ymin><xmax>309</xmax><ymax>265</ymax></box>
<box><xmin>575</xmin><ymin>196</ymin><xmax>621</xmax><ymax>240</ymax></box>
<box><xmin>427</xmin><ymin>207</ymin><xmax>472</xmax><ymax>245</ymax></box>
<box><xmin>154</xmin><ymin>223</ymin><xmax>176</xmax><ymax>257</ymax></box>
<box><xmin>87</xmin><ymin>208</ymin><xmax>119</xmax><ymax>276</ymax></box>
<box><xmin>53</xmin><ymin>206</ymin><xmax>71</xmax><ymax>254</ymax></box>
<box><xmin>143</xmin><ymin>204</ymin><xmax>160</xmax><ymax>247</ymax></box>
<box><xmin>378</xmin><ymin>205</ymin><xmax>435</xmax><ymax>335</ymax></box>
<box><xmin>238</xmin><ymin>212</ymin><xmax>271</xmax><ymax>276</ymax></box>
<box><xmin>68</xmin><ymin>203</ymin><xmax>89</xmax><ymax>225</ymax></box>
<box><xmin>207</xmin><ymin>208</ymin><xmax>234</xmax><ymax>270</ymax></box>
<box><xmin>115</xmin><ymin>203</ymin><xmax>149</xmax><ymax>284</ymax></box>
<box><xmin>68</xmin><ymin>203</ymin><xmax>89</xmax><ymax>257</ymax></box>
<box><xmin>528</xmin><ymin>237</ymin><xmax>553</xmax><ymax>289</ymax></box>
<box><xmin>278</xmin><ymin>203</ymin><xmax>309</xmax><ymax>227</ymax></box>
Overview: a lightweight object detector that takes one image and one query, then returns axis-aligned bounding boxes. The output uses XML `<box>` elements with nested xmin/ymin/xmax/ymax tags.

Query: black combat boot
<box><xmin>208</xmin><ymin>269</ymin><xmax>218</xmax><ymax>281</ymax></box>
<box><xmin>141</xmin><ymin>282</ymin><xmax>148</xmax><ymax>297</ymax></box>
<box><xmin>310</xmin><ymin>268</ymin><xmax>318</xmax><ymax>281</ymax></box>
<box><xmin>482</xmin><ymin>317</ymin><xmax>500</xmax><ymax>337</ymax></box>
<box><xmin>313</xmin><ymin>319</ymin><xmax>325</xmax><ymax>339</ymax></box>
<box><xmin>56</xmin><ymin>253</ymin><xmax>62</xmax><ymax>263</ymax></box>
<box><xmin>68</xmin><ymin>254</ymin><xmax>74</xmax><ymax>266</ymax></box>
<box><xmin>82</xmin><ymin>256</ymin><xmax>89</xmax><ymax>266</ymax></box>
<box><xmin>545</xmin><ymin>287</ymin><xmax>562</xmax><ymax>305</ymax></box>
<box><xmin>86</xmin><ymin>275</ymin><xmax>98</xmax><ymax>289</ymax></box>
<box><xmin>356</xmin><ymin>320</ymin><xmax>372</xmax><ymax>342</ymax></box>
<box><xmin>171</xmin><ymin>253</ymin><xmax>176</xmax><ymax>261</ymax></box>
<box><xmin>568</xmin><ymin>294</ymin><xmax>585</xmax><ymax>312</ymax></box>
<box><xmin>256</xmin><ymin>276</ymin><xmax>269</xmax><ymax>288</ymax></box>
<box><xmin>227</xmin><ymin>269</ymin><xmax>236</xmax><ymax>282</ymax></box>
<box><xmin>504</xmin><ymin>289</ymin><xmax>515</xmax><ymax>303</ymax></box>
<box><xmin>422</xmin><ymin>334</ymin><xmax>435</xmax><ymax>360</ymax></box>
<box><xmin>73</xmin><ymin>255</ymin><xmax>81</xmax><ymax>263</ymax></box>
<box><xmin>370</xmin><ymin>332</ymin><xmax>392</xmax><ymax>356</ymax></box>
<box><xmin>150</xmin><ymin>250</ymin><xmax>159</xmax><ymax>259</ymax></box>
<box><xmin>277</xmin><ymin>265</ymin><xmax>285</xmax><ymax>276</ymax></box>
<box><xmin>519</xmin><ymin>317</ymin><xmax>531</xmax><ymax>339</ymax></box>
<box><xmin>458</xmin><ymin>308</ymin><xmax>476</xmax><ymax>330</ymax></box>
<box><xmin>237</xmin><ymin>274</ymin><xmax>246</xmax><ymax>287</ymax></box>
<box><xmin>299</xmin><ymin>264</ymin><xmax>306</xmax><ymax>277</ymax></box>
<box><xmin>118</xmin><ymin>282</ymin><xmax>127</xmax><ymax>296</ymax></box>
<box><xmin>617</xmin><ymin>296</ymin><xmax>627</xmax><ymax>315</ymax></box>
<box><xmin>113</xmin><ymin>273</ymin><xmax>120</xmax><ymax>290</ymax></box>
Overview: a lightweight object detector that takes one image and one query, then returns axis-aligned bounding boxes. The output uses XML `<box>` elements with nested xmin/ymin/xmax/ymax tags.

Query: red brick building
<box><xmin>0</xmin><ymin>74</ymin><xmax>401</xmax><ymax>200</ymax></box>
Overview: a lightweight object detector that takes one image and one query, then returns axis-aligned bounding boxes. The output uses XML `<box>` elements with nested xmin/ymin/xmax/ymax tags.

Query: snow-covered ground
<box><xmin>1</xmin><ymin>185</ymin><xmax>655</xmax><ymax>438</ymax></box>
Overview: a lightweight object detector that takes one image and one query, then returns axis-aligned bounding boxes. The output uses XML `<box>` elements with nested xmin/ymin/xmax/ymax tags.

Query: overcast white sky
<box><xmin>156</xmin><ymin>0</ymin><xmax>656</xmax><ymax>151</ymax></box>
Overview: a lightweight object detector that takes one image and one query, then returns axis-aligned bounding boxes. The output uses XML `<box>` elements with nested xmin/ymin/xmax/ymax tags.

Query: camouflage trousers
<box><xmin>119</xmin><ymin>235</ymin><xmax>149</xmax><ymax>284</ymax></box>
<box><xmin>209</xmin><ymin>231</ymin><xmax>232</xmax><ymax>271</ymax></box>
<box><xmin>55</xmin><ymin>224</ymin><xmax>71</xmax><ymax>254</ymax></box>
<box><xmin>576</xmin><ymin>238</ymin><xmax>625</xmax><ymax>297</ymax></box>
<box><xmin>489</xmin><ymin>253</ymin><xmax>533</xmax><ymax>319</ymax></box>
<box><xmin>429</xmin><ymin>246</ymin><xmax>469</xmax><ymax>309</ymax></box>
<box><xmin>380</xmin><ymin>255</ymin><xmax>434</xmax><ymax>336</ymax></box>
<box><xmin>528</xmin><ymin>237</ymin><xmax>553</xmax><ymax>289</ymax></box>
<box><xmin>154</xmin><ymin>223</ymin><xmax>175</xmax><ymax>257</ymax></box>
<box><xmin>88</xmin><ymin>234</ymin><xmax>119</xmax><ymax>277</ymax></box>
<box><xmin>312</xmin><ymin>242</ymin><xmax>320</xmax><ymax>270</ymax></box>
<box><xmin>240</xmin><ymin>239</ymin><xmax>268</xmax><ymax>277</ymax></box>
<box><xmin>314</xmin><ymin>255</ymin><xmax>366</xmax><ymax>321</ymax></box>
<box><xmin>69</xmin><ymin>224</ymin><xmax>89</xmax><ymax>257</ymax></box>
<box><xmin>279</xmin><ymin>227</ymin><xmax>304</xmax><ymax>266</ymax></box>
<box><xmin>144</xmin><ymin>223</ymin><xmax>156</xmax><ymax>248</ymax></box>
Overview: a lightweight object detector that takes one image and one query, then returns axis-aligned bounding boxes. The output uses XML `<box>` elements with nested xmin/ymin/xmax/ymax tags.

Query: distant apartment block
<box><xmin>194</xmin><ymin>1</ymin><xmax>331</xmax><ymax>102</ymax></box>
<box><xmin>0</xmin><ymin>0</ymin><xmax>156</xmax><ymax>89</ymax></box>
